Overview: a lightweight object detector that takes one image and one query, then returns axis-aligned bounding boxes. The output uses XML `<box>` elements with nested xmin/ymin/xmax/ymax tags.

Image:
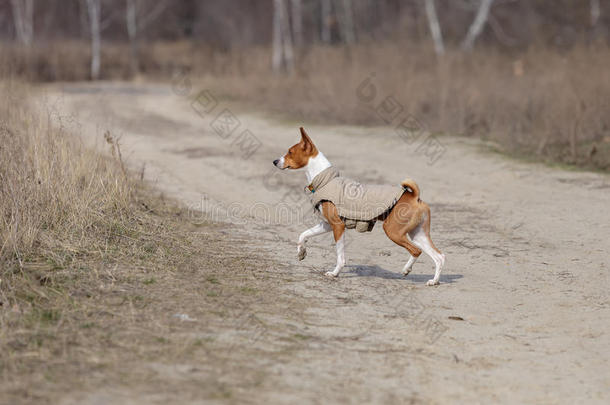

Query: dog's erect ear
<box><xmin>300</xmin><ymin>127</ymin><xmax>314</xmax><ymax>150</ymax></box>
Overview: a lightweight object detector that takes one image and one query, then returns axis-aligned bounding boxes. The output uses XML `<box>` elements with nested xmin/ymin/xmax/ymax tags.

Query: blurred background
<box><xmin>2</xmin><ymin>4</ymin><xmax>610</xmax><ymax>402</ymax></box>
<box><xmin>1</xmin><ymin>0</ymin><xmax>609</xmax><ymax>170</ymax></box>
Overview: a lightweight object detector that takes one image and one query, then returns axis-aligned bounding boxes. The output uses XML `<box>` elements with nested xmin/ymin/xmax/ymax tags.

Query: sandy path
<box><xmin>45</xmin><ymin>82</ymin><xmax>609</xmax><ymax>404</ymax></box>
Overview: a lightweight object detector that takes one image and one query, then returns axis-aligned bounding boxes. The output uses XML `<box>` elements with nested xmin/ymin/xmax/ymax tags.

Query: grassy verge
<box><xmin>193</xmin><ymin>43</ymin><xmax>610</xmax><ymax>172</ymax></box>
<box><xmin>0</xmin><ymin>81</ymin><xmax>294</xmax><ymax>403</ymax></box>
<box><xmin>3</xmin><ymin>40</ymin><xmax>610</xmax><ymax>171</ymax></box>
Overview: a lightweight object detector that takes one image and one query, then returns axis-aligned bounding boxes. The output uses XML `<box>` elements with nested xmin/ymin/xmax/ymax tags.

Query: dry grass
<box><xmin>197</xmin><ymin>43</ymin><xmax>610</xmax><ymax>171</ymax></box>
<box><xmin>0</xmin><ymin>80</ymin><xmax>130</xmax><ymax>266</ymax></box>
<box><xmin>0</xmin><ymin>79</ymin><xmax>292</xmax><ymax>403</ymax></box>
<box><xmin>0</xmin><ymin>40</ymin><xmax>210</xmax><ymax>81</ymax></box>
<box><xmin>2</xmin><ymin>40</ymin><xmax>609</xmax><ymax>170</ymax></box>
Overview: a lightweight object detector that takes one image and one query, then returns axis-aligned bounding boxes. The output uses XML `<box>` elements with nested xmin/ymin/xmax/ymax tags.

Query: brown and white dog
<box><xmin>273</xmin><ymin>127</ymin><xmax>445</xmax><ymax>285</ymax></box>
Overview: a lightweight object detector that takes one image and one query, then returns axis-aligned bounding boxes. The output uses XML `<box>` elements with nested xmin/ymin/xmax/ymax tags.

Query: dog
<box><xmin>273</xmin><ymin>127</ymin><xmax>445</xmax><ymax>285</ymax></box>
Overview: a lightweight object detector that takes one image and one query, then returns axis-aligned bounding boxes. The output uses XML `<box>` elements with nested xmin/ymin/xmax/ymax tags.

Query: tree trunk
<box><xmin>320</xmin><ymin>0</ymin><xmax>331</xmax><ymax>44</ymax></box>
<box><xmin>272</xmin><ymin>0</ymin><xmax>294</xmax><ymax>73</ymax></box>
<box><xmin>337</xmin><ymin>0</ymin><xmax>355</xmax><ymax>44</ymax></box>
<box><xmin>126</xmin><ymin>0</ymin><xmax>139</xmax><ymax>75</ymax></box>
<box><xmin>462</xmin><ymin>0</ymin><xmax>495</xmax><ymax>51</ymax></box>
<box><xmin>291</xmin><ymin>0</ymin><xmax>303</xmax><ymax>47</ymax></box>
<box><xmin>86</xmin><ymin>0</ymin><xmax>101</xmax><ymax>80</ymax></box>
<box><xmin>424</xmin><ymin>0</ymin><xmax>444</xmax><ymax>56</ymax></box>
<box><xmin>280</xmin><ymin>0</ymin><xmax>294</xmax><ymax>72</ymax></box>
<box><xmin>125</xmin><ymin>0</ymin><xmax>167</xmax><ymax>75</ymax></box>
<box><xmin>10</xmin><ymin>0</ymin><xmax>33</xmax><ymax>46</ymax></box>
<box><xmin>590</xmin><ymin>0</ymin><xmax>601</xmax><ymax>26</ymax></box>
<box><xmin>272</xmin><ymin>0</ymin><xmax>283</xmax><ymax>72</ymax></box>
<box><xmin>79</xmin><ymin>0</ymin><xmax>89</xmax><ymax>39</ymax></box>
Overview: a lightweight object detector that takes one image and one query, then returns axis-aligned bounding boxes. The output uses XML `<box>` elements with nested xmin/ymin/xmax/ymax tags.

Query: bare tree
<box><xmin>424</xmin><ymin>0</ymin><xmax>444</xmax><ymax>55</ymax></box>
<box><xmin>320</xmin><ymin>0</ymin><xmax>331</xmax><ymax>43</ymax></box>
<box><xmin>126</xmin><ymin>0</ymin><xmax>137</xmax><ymax>73</ymax></box>
<box><xmin>79</xmin><ymin>0</ymin><xmax>89</xmax><ymax>39</ymax></box>
<box><xmin>10</xmin><ymin>0</ymin><xmax>33</xmax><ymax>46</ymax></box>
<box><xmin>280</xmin><ymin>0</ymin><xmax>294</xmax><ymax>71</ymax></box>
<box><xmin>590</xmin><ymin>0</ymin><xmax>601</xmax><ymax>26</ymax></box>
<box><xmin>488</xmin><ymin>13</ymin><xmax>517</xmax><ymax>47</ymax></box>
<box><xmin>273</xmin><ymin>0</ymin><xmax>282</xmax><ymax>69</ymax></box>
<box><xmin>336</xmin><ymin>0</ymin><xmax>355</xmax><ymax>44</ymax></box>
<box><xmin>462</xmin><ymin>0</ymin><xmax>495</xmax><ymax>51</ymax></box>
<box><xmin>272</xmin><ymin>0</ymin><xmax>294</xmax><ymax>73</ymax></box>
<box><xmin>85</xmin><ymin>0</ymin><xmax>101</xmax><ymax>80</ymax></box>
<box><xmin>126</xmin><ymin>0</ymin><xmax>168</xmax><ymax>75</ymax></box>
<box><xmin>291</xmin><ymin>0</ymin><xmax>303</xmax><ymax>47</ymax></box>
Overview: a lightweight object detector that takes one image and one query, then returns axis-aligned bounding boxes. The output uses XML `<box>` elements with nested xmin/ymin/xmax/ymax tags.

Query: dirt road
<box><xmin>44</xmin><ymin>82</ymin><xmax>609</xmax><ymax>404</ymax></box>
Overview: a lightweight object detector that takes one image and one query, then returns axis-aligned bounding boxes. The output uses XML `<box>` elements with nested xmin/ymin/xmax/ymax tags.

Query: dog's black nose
<box><xmin>273</xmin><ymin>159</ymin><xmax>279</xmax><ymax>166</ymax></box>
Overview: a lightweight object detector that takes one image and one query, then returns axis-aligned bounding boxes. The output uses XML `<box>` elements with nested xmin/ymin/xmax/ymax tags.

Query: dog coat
<box><xmin>308</xmin><ymin>166</ymin><xmax>405</xmax><ymax>232</ymax></box>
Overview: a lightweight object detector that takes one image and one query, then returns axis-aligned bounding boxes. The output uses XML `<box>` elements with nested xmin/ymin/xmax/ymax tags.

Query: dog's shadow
<box><xmin>344</xmin><ymin>264</ymin><xmax>463</xmax><ymax>284</ymax></box>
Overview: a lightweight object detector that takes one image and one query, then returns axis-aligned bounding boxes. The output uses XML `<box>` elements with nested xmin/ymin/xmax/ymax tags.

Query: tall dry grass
<box><xmin>0</xmin><ymin>79</ymin><xmax>261</xmax><ymax>401</ymax></box>
<box><xmin>0</xmin><ymin>79</ymin><xmax>189</xmax><ymax>324</ymax></box>
<box><xmin>0</xmin><ymin>80</ymin><xmax>131</xmax><ymax>268</ymax></box>
<box><xmin>197</xmin><ymin>43</ymin><xmax>610</xmax><ymax>170</ymax></box>
<box><xmin>0</xmin><ymin>79</ymin><xmax>213</xmax><ymax>394</ymax></box>
<box><xmin>0</xmin><ymin>40</ymin><xmax>209</xmax><ymax>81</ymax></box>
<box><xmin>2</xmin><ymin>40</ymin><xmax>609</xmax><ymax>169</ymax></box>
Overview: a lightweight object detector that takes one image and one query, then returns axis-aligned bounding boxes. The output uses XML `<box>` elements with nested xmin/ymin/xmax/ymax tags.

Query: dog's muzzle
<box><xmin>273</xmin><ymin>157</ymin><xmax>286</xmax><ymax>169</ymax></box>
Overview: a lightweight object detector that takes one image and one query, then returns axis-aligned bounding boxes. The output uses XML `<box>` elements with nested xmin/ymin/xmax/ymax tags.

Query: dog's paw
<box><xmin>324</xmin><ymin>271</ymin><xmax>338</xmax><ymax>278</ymax></box>
<box><xmin>297</xmin><ymin>245</ymin><xmax>306</xmax><ymax>261</ymax></box>
<box><xmin>426</xmin><ymin>279</ymin><xmax>439</xmax><ymax>286</ymax></box>
<box><xmin>402</xmin><ymin>269</ymin><xmax>412</xmax><ymax>277</ymax></box>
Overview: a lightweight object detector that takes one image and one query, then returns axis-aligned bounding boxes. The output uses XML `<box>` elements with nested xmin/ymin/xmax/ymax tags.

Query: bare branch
<box><xmin>139</xmin><ymin>0</ymin><xmax>170</xmax><ymax>31</ymax></box>
<box><xmin>100</xmin><ymin>8</ymin><xmax>124</xmax><ymax>32</ymax></box>
<box><xmin>488</xmin><ymin>13</ymin><xmax>517</xmax><ymax>46</ymax></box>
<box><xmin>424</xmin><ymin>0</ymin><xmax>444</xmax><ymax>56</ymax></box>
<box><xmin>462</xmin><ymin>0</ymin><xmax>495</xmax><ymax>51</ymax></box>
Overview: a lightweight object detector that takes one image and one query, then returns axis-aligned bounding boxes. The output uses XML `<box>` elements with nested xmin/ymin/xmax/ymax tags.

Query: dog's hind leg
<box><xmin>409</xmin><ymin>208</ymin><xmax>445</xmax><ymax>286</ymax></box>
<box><xmin>382</xmin><ymin>220</ymin><xmax>422</xmax><ymax>262</ymax></box>
<box><xmin>382</xmin><ymin>196</ymin><xmax>423</xmax><ymax>275</ymax></box>
<box><xmin>297</xmin><ymin>221</ymin><xmax>331</xmax><ymax>260</ymax></box>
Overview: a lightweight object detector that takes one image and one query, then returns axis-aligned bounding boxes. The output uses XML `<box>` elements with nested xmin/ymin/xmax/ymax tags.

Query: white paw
<box><xmin>297</xmin><ymin>245</ymin><xmax>306</xmax><ymax>261</ymax></box>
<box><xmin>426</xmin><ymin>279</ymin><xmax>439</xmax><ymax>286</ymax></box>
<box><xmin>324</xmin><ymin>271</ymin><xmax>338</xmax><ymax>278</ymax></box>
<box><xmin>402</xmin><ymin>269</ymin><xmax>412</xmax><ymax>277</ymax></box>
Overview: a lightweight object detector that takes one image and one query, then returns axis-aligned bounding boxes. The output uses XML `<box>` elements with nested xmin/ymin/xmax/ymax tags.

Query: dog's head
<box><xmin>273</xmin><ymin>127</ymin><xmax>318</xmax><ymax>170</ymax></box>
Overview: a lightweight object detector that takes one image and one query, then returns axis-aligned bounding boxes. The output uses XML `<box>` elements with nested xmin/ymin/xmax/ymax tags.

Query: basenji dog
<box><xmin>273</xmin><ymin>127</ymin><xmax>445</xmax><ymax>285</ymax></box>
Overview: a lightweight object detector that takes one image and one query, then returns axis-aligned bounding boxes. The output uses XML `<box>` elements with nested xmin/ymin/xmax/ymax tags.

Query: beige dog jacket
<box><xmin>308</xmin><ymin>167</ymin><xmax>405</xmax><ymax>232</ymax></box>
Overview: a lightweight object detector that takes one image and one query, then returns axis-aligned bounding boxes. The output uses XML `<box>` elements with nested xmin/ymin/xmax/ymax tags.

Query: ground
<box><xmin>12</xmin><ymin>81</ymin><xmax>610</xmax><ymax>404</ymax></box>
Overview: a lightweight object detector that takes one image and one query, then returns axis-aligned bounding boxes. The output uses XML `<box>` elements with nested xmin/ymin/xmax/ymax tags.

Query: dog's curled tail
<box><xmin>401</xmin><ymin>178</ymin><xmax>421</xmax><ymax>200</ymax></box>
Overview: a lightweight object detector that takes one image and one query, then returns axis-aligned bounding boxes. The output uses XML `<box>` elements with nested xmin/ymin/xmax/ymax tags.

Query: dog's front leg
<box><xmin>325</xmin><ymin>232</ymin><xmax>345</xmax><ymax>278</ymax></box>
<box><xmin>319</xmin><ymin>202</ymin><xmax>346</xmax><ymax>278</ymax></box>
<box><xmin>297</xmin><ymin>221</ymin><xmax>331</xmax><ymax>260</ymax></box>
<box><xmin>402</xmin><ymin>254</ymin><xmax>418</xmax><ymax>276</ymax></box>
